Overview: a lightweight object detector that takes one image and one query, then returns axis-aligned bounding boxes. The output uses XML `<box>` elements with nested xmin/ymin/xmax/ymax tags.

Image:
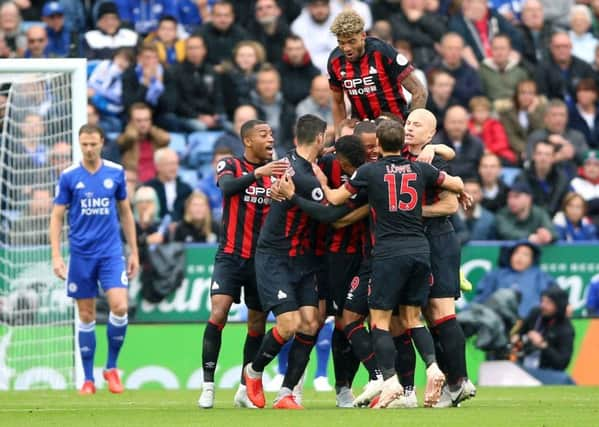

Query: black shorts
<box><xmin>316</xmin><ymin>258</ymin><xmax>329</xmax><ymax>301</ymax></box>
<box><xmin>327</xmin><ymin>252</ymin><xmax>363</xmax><ymax>316</ymax></box>
<box><xmin>426</xmin><ymin>231</ymin><xmax>461</xmax><ymax>300</ymax></box>
<box><xmin>255</xmin><ymin>250</ymin><xmax>319</xmax><ymax>316</ymax></box>
<box><xmin>211</xmin><ymin>252</ymin><xmax>262</xmax><ymax>311</ymax></box>
<box><xmin>370</xmin><ymin>253</ymin><xmax>432</xmax><ymax>310</ymax></box>
<box><xmin>343</xmin><ymin>257</ymin><xmax>370</xmax><ymax>317</ymax></box>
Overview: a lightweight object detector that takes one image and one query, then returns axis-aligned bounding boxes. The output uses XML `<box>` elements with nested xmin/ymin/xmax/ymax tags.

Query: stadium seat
<box><xmin>184</xmin><ymin>131</ymin><xmax>223</xmax><ymax>168</ymax></box>
<box><xmin>169</xmin><ymin>132</ymin><xmax>188</xmax><ymax>157</ymax></box>
<box><xmin>179</xmin><ymin>166</ymin><xmax>199</xmax><ymax>189</ymax></box>
<box><xmin>501</xmin><ymin>167</ymin><xmax>522</xmax><ymax>186</ymax></box>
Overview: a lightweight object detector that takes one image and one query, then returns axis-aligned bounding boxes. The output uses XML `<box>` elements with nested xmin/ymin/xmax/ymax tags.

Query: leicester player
<box><xmin>198</xmin><ymin>120</ymin><xmax>289</xmax><ymax>409</ymax></box>
<box><xmin>320</xmin><ymin>120</ymin><xmax>464</xmax><ymax>408</ymax></box>
<box><xmin>244</xmin><ymin>115</ymin><xmax>351</xmax><ymax>409</ymax></box>
<box><xmin>50</xmin><ymin>124</ymin><xmax>139</xmax><ymax>395</ymax></box>
<box><xmin>328</xmin><ymin>10</ymin><xmax>427</xmax><ymax>130</ymax></box>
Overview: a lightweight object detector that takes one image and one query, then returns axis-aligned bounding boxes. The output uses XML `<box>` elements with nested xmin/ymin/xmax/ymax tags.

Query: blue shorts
<box><xmin>66</xmin><ymin>254</ymin><xmax>128</xmax><ymax>299</ymax></box>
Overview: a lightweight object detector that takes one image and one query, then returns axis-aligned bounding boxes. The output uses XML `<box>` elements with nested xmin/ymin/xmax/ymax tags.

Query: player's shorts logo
<box><xmin>350</xmin><ymin>276</ymin><xmax>360</xmax><ymax>292</ymax></box>
<box><xmin>68</xmin><ymin>282</ymin><xmax>77</xmax><ymax>293</ymax></box>
<box><xmin>121</xmin><ymin>271</ymin><xmax>128</xmax><ymax>285</ymax></box>
<box><xmin>216</xmin><ymin>160</ymin><xmax>226</xmax><ymax>173</ymax></box>
<box><xmin>311</xmin><ymin>188</ymin><xmax>324</xmax><ymax>201</ymax></box>
<box><xmin>103</xmin><ymin>178</ymin><xmax>114</xmax><ymax>189</ymax></box>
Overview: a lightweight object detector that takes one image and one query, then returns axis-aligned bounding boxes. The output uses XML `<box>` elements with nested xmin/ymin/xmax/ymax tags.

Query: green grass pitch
<box><xmin>2</xmin><ymin>387</ymin><xmax>599</xmax><ymax>427</ymax></box>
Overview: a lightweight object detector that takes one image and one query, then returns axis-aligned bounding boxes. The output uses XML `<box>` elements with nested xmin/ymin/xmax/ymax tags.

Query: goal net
<box><xmin>0</xmin><ymin>59</ymin><xmax>86</xmax><ymax>390</ymax></box>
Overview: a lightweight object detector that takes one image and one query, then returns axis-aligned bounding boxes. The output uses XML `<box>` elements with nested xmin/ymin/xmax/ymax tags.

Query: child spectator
<box><xmin>553</xmin><ymin>192</ymin><xmax>598</xmax><ymax>241</ymax></box>
<box><xmin>144</xmin><ymin>15</ymin><xmax>186</xmax><ymax>67</ymax></box>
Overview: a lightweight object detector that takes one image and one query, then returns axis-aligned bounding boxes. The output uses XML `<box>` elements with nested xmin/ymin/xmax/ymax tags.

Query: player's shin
<box><xmin>393</xmin><ymin>332</ymin><xmax>416</xmax><ymax>389</ymax></box>
<box><xmin>78</xmin><ymin>321</ymin><xmax>96</xmax><ymax>382</ymax></box>
<box><xmin>240</xmin><ymin>329</ymin><xmax>264</xmax><ymax>385</ymax></box>
<box><xmin>434</xmin><ymin>315</ymin><xmax>468</xmax><ymax>385</ymax></box>
<box><xmin>202</xmin><ymin>320</ymin><xmax>224</xmax><ymax>383</ymax></box>
<box><xmin>281</xmin><ymin>332</ymin><xmax>316</xmax><ymax>391</ymax></box>
<box><xmin>344</xmin><ymin>321</ymin><xmax>379</xmax><ymax>381</ymax></box>
<box><xmin>106</xmin><ymin>312</ymin><xmax>128</xmax><ymax>370</ymax></box>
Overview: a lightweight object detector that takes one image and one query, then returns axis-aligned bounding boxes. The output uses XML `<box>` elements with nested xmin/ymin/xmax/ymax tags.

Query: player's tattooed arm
<box><xmin>331</xmin><ymin>89</ymin><xmax>347</xmax><ymax>132</ymax></box>
<box><xmin>50</xmin><ymin>204</ymin><xmax>67</xmax><ymax>280</ymax></box>
<box><xmin>118</xmin><ymin>200</ymin><xmax>140</xmax><ymax>279</ymax></box>
<box><xmin>402</xmin><ymin>72</ymin><xmax>428</xmax><ymax>111</ymax></box>
<box><xmin>422</xmin><ymin>191</ymin><xmax>458</xmax><ymax>218</ymax></box>
<box><xmin>332</xmin><ymin>204</ymin><xmax>369</xmax><ymax>229</ymax></box>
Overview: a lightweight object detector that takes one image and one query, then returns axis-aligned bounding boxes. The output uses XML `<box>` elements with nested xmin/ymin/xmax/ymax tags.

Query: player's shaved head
<box><xmin>376</xmin><ymin>120</ymin><xmax>405</xmax><ymax>153</ymax></box>
<box><xmin>404</xmin><ymin>108</ymin><xmax>437</xmax><ymax>146</ymax></box>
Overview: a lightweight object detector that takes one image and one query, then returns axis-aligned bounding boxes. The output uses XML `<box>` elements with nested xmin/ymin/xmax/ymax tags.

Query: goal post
<box><xmin>0</xmin><ymin>58</ymin><xmax>87</xmax><ymax>390</ymax></box>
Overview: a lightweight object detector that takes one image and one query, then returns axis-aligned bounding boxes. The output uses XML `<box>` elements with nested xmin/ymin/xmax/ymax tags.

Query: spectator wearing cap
<box><xmin>291</xmin><ymin>0</ymin><xmax>337</xmax><ymax>74</ymax></box>
<box><xmin>570</xmin><ymin>150</ymin><xmax>599</xmax><ymax>228</ymax></box>
<box><xmin>568</xmin><ymin>79</ymin><xmax>599</xmax><ymax>149</ymax></box>
<box><xmin>247</xmin><ymin>0</ymin><xmax>291</xmax><ymax>65</ymax></box>
<box><xmin>42</xmin><ymin>1</ymin><xmax>80</xmax><ymax>57</ymax></box>
<box><xmin>84</xmin><ymin>1</ymin><xmax>139</xmax><ymax>60</ymax></box>
<box><xmin>144</xmin><ymin>15</ymin><xmax>186</xmax><ymax>67</ymax></box>
<box><xmin>277</xmin><ymin>35</ymin><xmax>320</xmax><ymax>107</ymax></box>
<box><xmin>115</xmin><ymin>0</ymin><xmax>178</xmax><ymax>37</ymax></box>
<box><xmin>24</xmin><ymin>26</ymin><xmax>49</xmax><ymax>58</ymax></box>
<box><xmin>514</xmin><ymin>140</ymin><xmax>570</xmax><ymax>216</ymax></box>
<box><xmin>495</xmin><ymin>180</ymin><xmax>558</xmax><ymax>244</ymax></box>
<box><xmin>198</xmin><ymin>0</ymin><xmax>250</xmax><ymax>69</ymax></box>
<box><xmin>553</xmin><ymin>192</ymin><xmax>597</xmax><ymax>242</ymax></box>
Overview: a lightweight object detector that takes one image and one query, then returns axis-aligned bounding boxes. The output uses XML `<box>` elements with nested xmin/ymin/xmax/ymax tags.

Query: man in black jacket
<box><xmin>247</xmin><ymin>0</ymin><xmax>291</xmax><ymax>64</ymax></box>
<box><xmin>514</xmin><ymin>140</ymin><xmax>570</xmax><ymax>216</ymax></box>
<box><xmin>514</xmin><ymin>286</ymin><xmax>575</xmax><ymax>385</ymax></box>
<box><xmin>277</xmin><ymin>35</ymin><xmax>320</xmax><ymax>106</ymax></box>
<box><xmin>516</xmin><ymin>0</ymin><xmax>553</xmax><ymax>69</ymax></box>
<box><xmin>171</xmin><ymin>35</ymin><xmax>224</xmax><ymax>132</ymax></box>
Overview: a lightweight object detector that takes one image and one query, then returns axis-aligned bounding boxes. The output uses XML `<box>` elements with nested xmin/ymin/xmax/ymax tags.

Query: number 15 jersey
<box><xmin>345</xmin><ymin>155</ymin><xmax>445</xmax><ymax>257</ymax></box>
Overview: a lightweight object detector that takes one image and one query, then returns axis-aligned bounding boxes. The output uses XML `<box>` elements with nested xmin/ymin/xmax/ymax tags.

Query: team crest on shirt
<box><xmin>68</xmin><ymin>282</ymin><xmax>77</xmax><ymax>293</ymax></box>
<box><xmin>311</xmin><ymin>188</ymin><xmax>324</xmax><ymax>201</ymax></box>
<box><xmin>103</xmin><ymin>178</ymin><xmax>114</xmax><ymax>189</ymax></box>
<box><xmin>121</xmin><ymin>271</ymin><xmax>128</xmax><ymax>285</ymax></box>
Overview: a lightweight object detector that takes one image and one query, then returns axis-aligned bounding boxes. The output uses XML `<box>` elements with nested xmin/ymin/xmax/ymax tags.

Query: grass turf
<box><xmin>1</xmin><ymin>387</ymin><xmax>598</xmax><ymax>427</ymax></box>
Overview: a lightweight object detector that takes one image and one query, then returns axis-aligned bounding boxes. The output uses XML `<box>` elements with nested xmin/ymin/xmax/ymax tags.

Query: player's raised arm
<box><xmin>117</xmin><ymin>199</ymin><xmax>139</xmax><ymax>279</ymax></box>
<box><xmin>50</xmin><ymin>204</ymin><xmax>67</xmax><ymax>280</ymax></box>
<box><xmin>402</xmin><ymin>72</ymin><xmax>428</xmax><ymax>111</ymax></box>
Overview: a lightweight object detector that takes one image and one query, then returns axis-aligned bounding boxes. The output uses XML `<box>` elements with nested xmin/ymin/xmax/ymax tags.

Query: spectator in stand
<box><xmin>233</xmin><ymin>0</ymin><xmax>302</xmax><ymax>29</ymax></box>
<box><xmin>388</xmin><ymin>0</ymin><xmax>446</xmax><ymax>69</ymax></box>
<box><xmin>427</xmin><ymin>32</ymin><xmax>483</xmax><ymax>107</ymax></box>
<box><xmin>23</xmin><ymin>26</ymin><xmax>49</xmax><ymax>58</ymax></box>
<box><xmin>553</xmin><ymin>192</ymin><xmax>598</xmax><ymax>242</ymax></box>
<box><xmin>568</xmin><ymin>79</ymin><xmax>599</xmax><ymax>150</ymax></box>
<box><xmin>570</xmin><ymin>150</ymin><xmax>599</xmax><ymax>228</ymax></box>
<box><xmin>517</xmin><ymin>0</ymin><xmax>553</xmax><ymax>68</ymax></box>
<box><xmin>170</xmin><ymin>34</ymin><xmax>223</xmax><ymax>132</ymax></box>
<box><xmin>425</xmin><ymin>69</ymin><xmax>459</xmax><ymax>130</ymax></box>
<box><xmin>475</xmin><ymin>241</ymin><xmax>555</xmax><ymax>318</ymax></box>
<box><xmin>277</xmin><ymin>35</ymin><xmax>320</xmax><ymax>107</ymax></box>
<box><xmin>42</xmin><ymin>1</ymin><xmax>81</xmax><ymax>58</ymax></box>
<box><xmin>132</xmin><ymin>186</ymin><xmax>166</xmax><ymax>262</ymax></box>
<box><xmin>394</xmin><ymin>40</ymin><xmax>428</xmax><ymax>106</ymax></box>
<box><xmin>448</xmin><ymin>0</ymin><xmax>523</xmax><ymax>66</ymax></box>
<box><xmin>513</xmin><ymin>286</ymin><xmax>575</xmax><ymax>385</ymax></box>
<box><xmin>18</xmin><ymin>113</ymin><xmax>47</xmax><ymax>167</ymax></box>
<box><xmin>527</xmin><ymin>99</ymin><xmax>588</xmax><ymax>176</ymax></box>
<box><xmin>144</xmin><ymin>15</ymin><xmax>186</xmax><ymax>67</ymax></box>
<box><xmin>173</xmin><ymin>191</ymin><xmax>219</xmax><ymax>243</ymax></box>
<box><xmin>8</xmin><ymin>188</ymin><xmax>53</xmax><ymax>246</ymax></box>
<box><xmin>296</xmin><ymin>75</ymin><xmax>333</xmax><ymax>128</ymax></box>
<box><xmin>586</xmin><ymin>277</ymin><xmax>599</xmax><ymax>316</ymax></box>
<box><xmin>535</xmin><ymin>32</ymin><xmax>595</xmax><ymax>106</ymax></box>
<box><xmin>199</xmin><ymin>0</ymin><xmax>249</xmax><ymax>70</ymax></box>
<box><xmin>115</xmin><ymin>0</ymin><xmax>177</xmax><ymax>37</ymax></box>
<box><xmin>122</xmin><ymin>42</ymin><xmax>177</xmax><ymax>130</ymax></box>
<box><xmin>539</xmin><ymin>0</ymin><xmax>573</xmax><ymax>29</ymax></box>
<box><xmin>370</xmin><ymin>19</ymin><xmax>393</xmax><ymax>45</ymax></box>
<box><xmin>569</xmin><ymin>5</ymin><xmax>597</xmax><ymax>66</ymax></box>
<box><xmin>291</xmin><ymin>0</ymin><xmax>337</xmax><ymax>74</ymax></box>
<box><xmin>514</xmin><ymin>140</ymin><xmax>570</xmax><ymax>216</ymax></box>
<box><xmin>330</xmin><ymin>0</ymin><xmax>372</xmax><ymax>31</ymax></box>
<box><xmin>479</xmin><ymin>34</ymin><xmax>529</xmax><ymax>103</ymax></box>
<box><xmin>118</xmin><ymin>102</ymin><xmax>170</xmax><ymax>183</ymax></box>
<box><xmin>213</xmin><ymin>104</ymin><xmax>258</xmax><ymax>157</ymax></box>
<box><xmin>176</xmin><ymin>0</ymin><xmax>213</xmax><ymax>34</ymax></box>
<box><xmin>495</xmin><ymin>181</ymin><xmax>558</xmax><ymax>244</ymax></box>
<box><xmin>48</xmin><ymin>141</ymin><xmax>71</xmax><ymax>180</ymax></box>
<box><xmin>250</xmin><ymin>64</ymin><xmax>295</xmax><ymax>158</ymax></box>
<box><xmin>479</xmin><ymin>152</ymin><xmax>510</xmax><ymax>213</ymax></box>
<box><xmin>221</xmin><ymin>40</ymin><xmax>265</xmax><ymax>119</ymax></box>
<box><xmin>370</xmin><ymin>0</ymin><xmax>402</xmax><ymax>22</ymax></box>
<box><xmin>433</xmin><ymin>105</ymin><xmax>484</xmax><ymax>179</ymax></box>
<box><xmin>88</xmin><ymin>47</ymin><xmax>136</xmax><ymax>133</ymax></box>
<box><xmin>468</xmin><ymin>96</ymin><xmax>517</xmax><ymax>166</ymax></box>
<box><xmin>247</xmin><ymin>0</ymin><xmax>291</xmax><ymax>65</ymax></box>
<box><xmin>197</xmin><ymin>146</ymin><xmax>234</xmax><ymax>224</ymax></box>
<box><xmin>83</xmin><ymin>1</ymin><xmax>139</xmax><ymax>60</ymax></box>
<box><xmin>145</xmin><ymin>147</ymin><xmax>193</xmax><ymax>223</ymax></box>
<box><xmin>491</xmin><ymin>0</ymin><xmax>524</xmax><ymax>23</ymax></box>
<box><xmin>0</xmin><ymin>1</ymin><xmax>26</xmax><ymax>57</ymax></box>
<box><xmin>87</xmin><ymin>102</ymin><xmax>100</xmax><ymax>128</ymax></box>
<box><xmin>458</xmin><ymin>177</ymin><xmax>497</xmax><ymax>240</ymax></box>
<box><xmin>499</xmin><ymin>79</ymin><xmax>547</xmax><ymax>164</ymax></box>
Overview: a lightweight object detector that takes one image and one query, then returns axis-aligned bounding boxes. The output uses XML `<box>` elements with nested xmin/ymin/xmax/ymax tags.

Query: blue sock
<box><xmin>78</xmin><ymin>321</ymin><xmax>96</xmax><ymax>382</ymax></box>
<box><xmin>278</xmin><ymin>339</ymin><xmax>293</xmax><ymax>375</ymax></box>
<box><xmin>315</xmin><ymin>321</ymin><xmax>333</xmax><ymax>378</ymax></box>
<box><xmin>106</xmin><ymin>312</ymin><xmax>128</xmax><ymax>370</ymax></box>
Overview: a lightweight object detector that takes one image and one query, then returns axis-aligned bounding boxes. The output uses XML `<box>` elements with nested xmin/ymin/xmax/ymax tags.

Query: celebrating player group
<box><xmin>52</xmin><ymin>9</ymin><xmax>476</xmax><ymax>410</ymax></box>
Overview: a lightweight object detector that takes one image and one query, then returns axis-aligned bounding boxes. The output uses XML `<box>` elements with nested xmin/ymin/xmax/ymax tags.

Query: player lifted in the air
<box><xmin>327</xmin><ymin>10</ymin><xmax>427</xmax><ymax>131</ymax></box>
<box><xmin>50</xmin><ymin>124</ymin><xmax>139</xmax><ymax>395</ymax></box>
